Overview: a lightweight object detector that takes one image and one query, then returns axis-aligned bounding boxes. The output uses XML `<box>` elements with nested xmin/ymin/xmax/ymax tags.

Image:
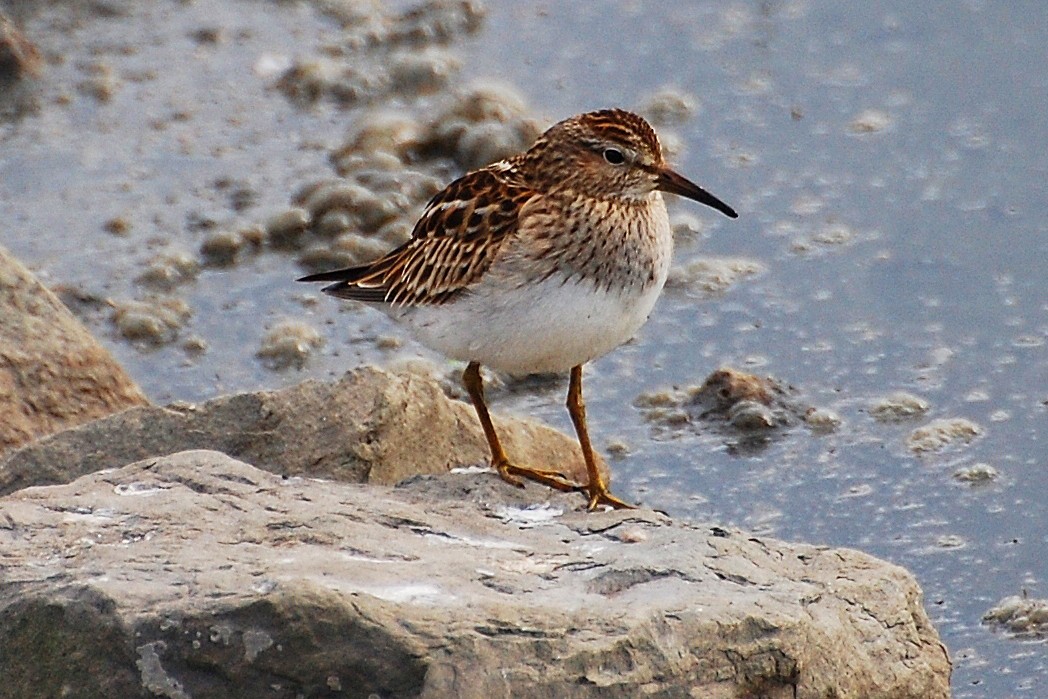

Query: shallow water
<box><xmin>1</xmin><ymin>1</ymin><xmax>1045</xmax><ymax>695</ymax></box>
<box><xmin>469</xmin><ymin>5</ymin><xmax>1048</xmax><ymax>696</ymax></box>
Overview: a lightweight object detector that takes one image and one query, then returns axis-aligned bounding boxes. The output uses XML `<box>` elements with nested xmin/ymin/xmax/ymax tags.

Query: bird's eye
<box><xmin>602</xmin><ymin>148</ymin><xmax>626</xmax><ymax>165</ymax></box>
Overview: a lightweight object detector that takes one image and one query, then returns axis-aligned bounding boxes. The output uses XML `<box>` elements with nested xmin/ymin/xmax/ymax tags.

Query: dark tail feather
<box><xmin>321</xmin><ymin>283</ymin><xmax>389</xmax><ymax>303</ymax></box>
<box><xmin>298</xmin><ymin>266</ymin><xmax>390</xmax><ymax>303</ymax></box>
<box><xmin>297</xmin><ymin>265</ymin><xmax>370</xmax><ymax>283</ymax></box>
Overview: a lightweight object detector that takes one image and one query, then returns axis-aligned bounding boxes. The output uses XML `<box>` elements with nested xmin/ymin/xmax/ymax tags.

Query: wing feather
<box><xmin>297</xmin><ymin>164</ymin><xmax>535</xmax><ymax>306</ymax></box>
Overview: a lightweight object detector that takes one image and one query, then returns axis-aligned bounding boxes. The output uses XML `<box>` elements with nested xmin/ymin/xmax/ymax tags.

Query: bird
<box><xmin>299</xmin><ymin>108</ymin><xmax>737</xmax><ymax>510</ymax></box>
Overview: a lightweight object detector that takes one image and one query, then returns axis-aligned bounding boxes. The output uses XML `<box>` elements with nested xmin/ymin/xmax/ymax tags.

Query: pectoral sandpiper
<box><xmin>299</xmin><ymin>108</ymin><xmax>737</xmax><ymax>510</ymax></box>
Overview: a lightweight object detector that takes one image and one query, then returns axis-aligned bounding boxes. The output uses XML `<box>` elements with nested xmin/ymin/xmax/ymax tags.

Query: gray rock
<box><xmin>0</xmin><ymin>244</ymin><xmax>148</xmax><ymax>458</ymax></box>
<box><xmin>0</xmin><ymin>450</ymin><xmax>951</xmax><ymax>698</ymax></box>
<box><xmin>0</xmin><ymin>366</ymin><xmax>606</xmax><ymax>496</ymax></box>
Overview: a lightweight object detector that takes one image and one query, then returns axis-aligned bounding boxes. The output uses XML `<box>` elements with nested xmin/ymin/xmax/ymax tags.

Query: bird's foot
<box><xmin>495</xmin><ymin>461</ymin><xmax>583</xmax><ymax>493</ymax></box>
<box><xmin>585</xmin><ymin>483</ymin><xmax>637</xmax><ymax>511</ymax></box>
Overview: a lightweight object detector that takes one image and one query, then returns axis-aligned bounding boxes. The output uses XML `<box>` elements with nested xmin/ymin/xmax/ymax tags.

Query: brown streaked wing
<box><xmin>302</xmin><ymin>165</ymin><xmax>536</xmax><ymax>307</ymax></box>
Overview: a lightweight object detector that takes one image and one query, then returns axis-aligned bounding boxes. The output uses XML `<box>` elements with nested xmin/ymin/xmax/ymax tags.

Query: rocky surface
<box><xmin>0</xmin><ymin>244</ymin><xmax>148</xmax><ymax>458</ymax></box>
<box><xmin>0</xmin><ymin>450</ymin><xmax>950</xmax><ymax>699</ymax></box>
<box><xmin>0</xmin><ymin>365</ymin><xmax>605</xmax><ymax>497</ymax></box>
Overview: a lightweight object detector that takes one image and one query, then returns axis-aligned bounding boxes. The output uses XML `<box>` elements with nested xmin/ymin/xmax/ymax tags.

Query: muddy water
<box><xmin>1</xmin><ymin>1</ymin><xmax>1045</xmax><ymax>695</ymax></box>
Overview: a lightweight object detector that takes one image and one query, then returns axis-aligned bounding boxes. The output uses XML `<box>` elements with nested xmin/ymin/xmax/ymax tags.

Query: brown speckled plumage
<box><xmin>300</xmin><ymin>108</ymin><xmax>737</xmax><ymax>510</ymax></box>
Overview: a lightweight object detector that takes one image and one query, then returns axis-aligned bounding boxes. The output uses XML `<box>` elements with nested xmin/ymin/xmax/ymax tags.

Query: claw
<box><xmin>495</xmin><ymin>461</ymin><xmax>526</xmax><ymax>489</ymax></box>
<box><xmin>586</xmin><ymin>486</ymin><xmax>637</xmax><ymax>511</ymax></box>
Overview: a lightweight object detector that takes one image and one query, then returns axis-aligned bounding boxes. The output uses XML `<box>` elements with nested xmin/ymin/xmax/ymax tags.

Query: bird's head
<box><xmin>523</xmin><ymin>108</ymin><xmax>737</xmax><ymax>218</ymax></box>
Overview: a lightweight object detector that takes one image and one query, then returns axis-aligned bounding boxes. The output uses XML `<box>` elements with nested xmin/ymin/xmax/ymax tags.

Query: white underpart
<box><xmin>395</xmin><ymin>275</ymin><xmax>663</xmax><ymax>373</ymax></box>
<box><xmin>389</xmin><ymin>208</ymin><xmax>673</xmax><ymax>375</ymax></box>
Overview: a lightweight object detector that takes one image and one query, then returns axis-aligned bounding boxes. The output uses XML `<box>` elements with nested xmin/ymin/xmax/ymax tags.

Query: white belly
<box><xmin>392</xmin><ymin>274</ymin><xmax>666</xmax><ymax>375</ymax></box>
<box><xmin>385</xmin><ymin>190</ymin><xmax>674</xmax><ymax>374</ymax></box>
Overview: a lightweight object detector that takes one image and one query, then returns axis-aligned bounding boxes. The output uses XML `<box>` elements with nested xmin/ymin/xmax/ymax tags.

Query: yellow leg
<box><xmin>566</xmin><ymin>365</ymin><xmax>635</xmax><ymax>510</ymax></box>
<box><xmin>462</xmin><ymin>362</ymin><xmax>581</xmax><ymax>493</ymax></box>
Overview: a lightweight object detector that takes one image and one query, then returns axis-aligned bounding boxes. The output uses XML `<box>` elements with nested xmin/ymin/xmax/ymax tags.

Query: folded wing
<box><xmin>298</xmin><ymin>165</ymin><xmax>536</xmax><ymax>307</ymax></box>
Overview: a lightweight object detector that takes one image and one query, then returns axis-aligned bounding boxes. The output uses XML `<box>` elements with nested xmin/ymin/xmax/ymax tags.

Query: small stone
<box><xmin>136</xmin><ymin>250</ymin><xmax>199</xmax><ymax>289</ymax></box>
<box><xmin>421</xmin><ymin>85</ymin><xmax>540</xmax><ymax>169</ymax></box>
<box><xmin>291</xmin><ymin>180</ymin><xmax>336</xmax><ymax>207</ymax></box>
<box><xmin>446</xmin><ymin>83</ymin><xmax>529</xmax><ymax>124</ymax></box>
<box><xmin>804</xmin><ymin>407</ymin><xmax>842</xmax><ymax>432</ymax></box>
<box><xmin>200</xmin><ymin>230</ymin><xmax>244</xmax><ymax>266</ymax></box>
<box><xmin>278</xmin><ymin>58</ymin><xmax>389</xmax><ymax>106</ymax></box>
<box><xmin>791</xmin><ymin>195</ymin><xmax>825</xmax><ymax>216</ymax></box>
<box><xmin>332</xmin><ymin>232</ymin><xmax>393</xmax><ymax>266</ymax></box>
<box><xmin>104</xmin><ymin>217</ymin><xmax>132</xmax><ymax>236</ymax></box>
<box><xmin>79</xmin><ymin>62</ymin><xmax>119</xmax><ymax>102</ymax></box>
<box><xmin>265</xmin><ymin>208</ymin><xmax>311</xmax><ymax>250</ymax></box>
<box><xmin>334</xmin><ymin>150</ymin><xmax>406</xmax><ymax>177</ymax></box>
<box><xmin>375</xmin><ymin>335</ymin><xmax>402</xmax><ymax>351</ymax></box>
<box><xmin>378</xmin><ymin>0</ymin><xmax>485</xmax><ymax>47</ymax></box>
<box><xmin>189</xmin><ymin>26</ymin><xmax>224</xmax><ymax>45</ymax></box>
<box><xmin>641</xmin><ymin>87</ymin><xmax>698</xmax><ymax>125</ymax></box>
<box><xmin>791</xmin><ymin>224</ymin><xmax>857</xmax><ymax>254</ymax></box>
<box><xmin>391</xmin><ymin>49</ymin><xmax>460</xmax><ymax>94</ymax></box>
<box><xmin>296</xmin><ymin>247</ymin><xmax>358</xmax><ymax>275</ymax></box>
<box><xmin>302</xmin><ymin>182</ymin><xmax>374</xmax><ymax>219</ymax></box>
<box><xmin>727</xmin><ymin>400</ymin><xmax>777</xmax><ymax>430</ymax></box>
<box><xmin>223</xmin><ymin>182</ymin><xmax>257</xmax><ymax>213</ymax></box>
<box><xmin>689</xmin><ymin>369</ymin><xmax>776</xmax><ymax>411</ymax></box>
<box><xmin>257</xmin><ymin>321</ymin><xmax>323</xmax><ymax>370</ymax></box>
<box><xmin>906</xmin><ymin>418</ymin><xmax>981</xmax><ymax>453</ymax></box>
<box><xmin>316</xmin><ymin>210</ymin><xmax>353</xmax><ymax>238</ymax></box>
<box><xmin>342</xmin><ymin>111</ymin><xmax>423</xmax><ymax>160</ymax></box>
<box><xmin>111</xmin><ymin>297</ymin><xmax>192</xmax><ymax>346</ymax></box>
<box><xmin>633</xmin><ymin>390</ymin><xmax>680</xmax><ymax>410</ymax></box>
<box><xmin>812</xmin><ymin>223</ymin><xmax>855</xmax><ymax>246</ymax></box>
<box><xmin>849</xmin><ymin>109</ymin><xmax>893</xmax><ymax>134</ymax></box>
<box><xmin>182</xmin><ymin>336</ymin><xmax>208</xmax><ymax>355</ymax></box>
<box><xmin>604</xmin><ymin>439</ymin><xmax>631</xmax><ymax>459</ymax></box>
<box><xmin>240</xmin><ymin>225</ymin><xmax>265</xmax><ymax>249</ymax></box>
<box><xmin>455</xmin><ymin>120</ymin><xmax>531</xmax><ymax>170</ymax></box>
<box><xmin>983</xmin><ymin>594</ymin><xmax>1048</xmax><ymax>638</ymax></box>
<box><xmin>300</xmin><ymin>181</ymin><xmax>405</xmax><ymax>232</ymax></box>
<box><xmin>670</xmin><ymin>211</ymin><xmax>707</xmax><ymax>238</ymax></box>
<box><xmin>422</xmin><ymin>118</ymin><xmax>468</xmax><ymax>159</ymax></box>
<box><xmin>870</xmin><ymin>392</ymin><xmax>931</xmax><ymax>421</ymax></box>
<box><xmin>666</xmin><ymin>257</ymin><xmax>764</xmax><ymax>295</ymax></box>
<box><xmin>952</xmin><ymin>463</ymin><xmax>998</xmax><ymax>484</ymax></box>
<box><xmin>639</xmin><ymin>407</ymin><xmax>690</xmax><ymax>427</ymax></box>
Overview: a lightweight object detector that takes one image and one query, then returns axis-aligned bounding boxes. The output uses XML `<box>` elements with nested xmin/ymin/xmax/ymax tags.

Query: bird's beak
<box><xmin>657</xmin><ymin>168</ymin><xmax>738</xmax><ymax>219</ymax></box>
